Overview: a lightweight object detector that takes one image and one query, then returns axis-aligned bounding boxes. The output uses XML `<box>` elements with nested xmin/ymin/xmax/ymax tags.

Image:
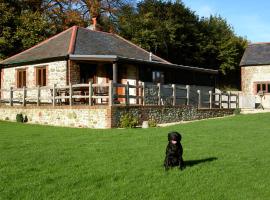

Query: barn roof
<box><xmin>240</xmin><ymin>43</ymin><xmax>270</xmax><ymax>66</ymax></box>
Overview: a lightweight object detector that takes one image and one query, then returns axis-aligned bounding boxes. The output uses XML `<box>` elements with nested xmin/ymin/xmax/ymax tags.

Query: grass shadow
<box><xmin>185</xmin><ymin>157</ymin><xmax>218</xmax><ymax>167</ymax></box>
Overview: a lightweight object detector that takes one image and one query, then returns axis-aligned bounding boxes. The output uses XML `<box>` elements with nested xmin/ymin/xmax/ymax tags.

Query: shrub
<box><xmin>16</xmin><ymin>114</ymin><xmax>24</xmax><ymax>123</ymax></box>
<box><xmin>119</xmin><ymin>113</ymin><xmax>138</xmax><ymax>128</ymax></box>
<box><xmin>234</xmin><ymin>108</ymin><xmax>241</xmax><ymax>115</ymax></box>
<box><xmin>148</xmin><ymin>119</ymin><xmax>157</xmax><ymax>127</ymax></box>
<box><xmin>24</xmin><ymin>115</ymin><xmax>28</xmax><ymax>123</ymax></box>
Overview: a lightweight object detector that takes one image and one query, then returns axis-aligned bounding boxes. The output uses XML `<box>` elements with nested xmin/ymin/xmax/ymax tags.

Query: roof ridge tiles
<box><xmin>68</xmin><ymin>26</ymin><xmax>78</xmax><ymax>54</ymax></box>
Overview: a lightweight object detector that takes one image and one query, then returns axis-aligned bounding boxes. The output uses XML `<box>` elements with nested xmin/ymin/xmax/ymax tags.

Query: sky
<box><xmin>181</xmin><ymin>0</ymin><xmax>270</xmax><ymax>43</ymax></box>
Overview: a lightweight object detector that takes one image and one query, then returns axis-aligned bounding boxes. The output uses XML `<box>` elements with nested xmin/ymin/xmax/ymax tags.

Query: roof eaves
<box><xmin>118</xmin><ymin>57</ymin><xmax>218</xmax><ymax>74</ymax></box>
<box><xmin>0</xmin><ymin>56</ymin><xmax>68</xmax><ymax>67</ymax></box>
<box><xmin>69</xmin><ymin>54</ymin><xmax>118</xmax><ymax>62</ymax></box>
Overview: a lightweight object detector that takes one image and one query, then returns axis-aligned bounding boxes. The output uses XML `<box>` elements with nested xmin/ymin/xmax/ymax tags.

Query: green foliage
<box><xmin>1</xmin><ymin>114</ymin><xmax>270</xmax><ymax>199</ymax></box>
<box><xmin>0</xmin><ymin>1</ymin><xmax>56</xmax><ymax>60</ymax></box>
<box><xmin>234</xmin><ymin>108</ymin><xmax>241</xmax><ymax>115</ymax></box>
<box><xmin>16</xmin><ymin>113</ymin><xmax>28</xmax><ymax>123</ymax></box>
<box><xmin>16</xmin><ymin>113</ymin><xmax>24</xmax><ymax>123</ymax></box>
<box><xmin>119</xmin><ymin>113</ymin><xmax>138</xmax><ymax>128</ymax></box>
<box><xmin>148</xmin><ymin>119</ymin><xmax>157</xmax><ymax>127</ymax></box>
<box><xmin>117</xmin><ymin>0</ymin><xmax>248</xmax><ymax>88</ymax></box>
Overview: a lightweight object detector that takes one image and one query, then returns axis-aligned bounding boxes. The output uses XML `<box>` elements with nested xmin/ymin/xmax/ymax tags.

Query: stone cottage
<box><xmin>0</xmin><ymin>25</ymin><xmax>220</xmax><ymax>128</ymax></box>
<box><xmin>240</xmin><ymin>42</ymin><xmax>270</xmax><ymax>108</ymax></box>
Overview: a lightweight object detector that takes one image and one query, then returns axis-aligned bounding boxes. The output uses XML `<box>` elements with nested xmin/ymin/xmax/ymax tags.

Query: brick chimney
<box><xmin>88</xmin><ymin>17</ymin><xmax>100</xmax><ymax>31</ymax></box>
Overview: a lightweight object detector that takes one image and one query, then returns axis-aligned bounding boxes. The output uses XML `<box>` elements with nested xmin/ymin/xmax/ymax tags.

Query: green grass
<box><xmin>1</xmin><ymin>113</ymin><xmax>270</xmax><ymax>200</ymax></box>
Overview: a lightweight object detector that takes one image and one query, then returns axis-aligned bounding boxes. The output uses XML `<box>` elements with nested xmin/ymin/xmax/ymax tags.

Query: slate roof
<box><xmin>0</xmin><ymin>26</ymin><xmax>168</xmax><ymax>66</ymax></box>
<box><xmin>240</xmin><ymin>43</ymin><xmax>270</xmax><ymax>66</ymax></box>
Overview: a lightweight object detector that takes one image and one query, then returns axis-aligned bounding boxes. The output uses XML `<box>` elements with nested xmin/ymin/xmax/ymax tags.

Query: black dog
<box><xmin>164</xmin><ymin>131</ymin><xmax>184</xmax><ymax>170</ymax></box>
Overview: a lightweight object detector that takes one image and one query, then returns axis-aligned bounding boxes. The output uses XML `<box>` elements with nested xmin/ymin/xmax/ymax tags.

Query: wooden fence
<box><xmin>0</xmin><ymin>81</ymin><xmax>238</xmax><ymax>108</ymax></box>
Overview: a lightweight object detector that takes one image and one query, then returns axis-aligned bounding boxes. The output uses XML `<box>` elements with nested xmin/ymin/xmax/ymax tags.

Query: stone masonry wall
<box><xmin>0</xmin><ymin>105</ymin><xmax>234</xmax><ymax>128</ymax></box>
<box><xmin>111</xmin><ymin>105</ymin><xmax>235</xmax><ymax>127</ymax></box>
<box><xmin>0</xmin><ymin>106</ymin><xmax>111</xmax><ymax>128</ymax></box>
<box><xmin>241</xmin><ymin>65</ymin><xmax>270</xmax><ymax>108</ymax></box>
<box><xmin>1</xmin><ymin>61</ymin><xmax>67</xmax><ymax>100</ymax></box>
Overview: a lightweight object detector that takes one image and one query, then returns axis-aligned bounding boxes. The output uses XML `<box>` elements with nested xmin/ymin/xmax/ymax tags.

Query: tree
<box><xmin>0</xmin><ymin>1</ymin><xmax>56</xmax><ymax>59</ymax></box>
<box><xmin>117</xmin><ymin>1</ymin><xmax>247</xmax><ymax>88</ymax></box>
<box><xmin>42</xmin><ymin>0</ymin><xmax>131</xmax><ymax>31</ymax></box>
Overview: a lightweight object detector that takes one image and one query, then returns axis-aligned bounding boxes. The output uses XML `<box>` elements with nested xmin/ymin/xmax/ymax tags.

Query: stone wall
<box><xmin>0</xmin><ymin>106</ymin><xmax>111</xmax><ymax>128</ymax></box>
<box><xmin>1</xmin><ymin>61</ymin><xmax>67</xmax><ymax>101</ymax></box>
<box><xmin>0</xmin><ymin>105</ymin><xmax>234</xmax><ymax>128</ymax></box>
<box><xmin>241</xmin><ymin>65</ymin><xmax>270</xmax><ymax>108</ymax></box>
<box><xmin>111</xmin><ymin>105</ymin><xmax>235</xmax><ymax>127</ymax></box>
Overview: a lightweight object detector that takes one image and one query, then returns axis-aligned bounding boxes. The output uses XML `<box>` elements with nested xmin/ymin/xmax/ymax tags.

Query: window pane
<box><xmin>42</xmin><ymin>69</ymin><xmax>46</xmax><ymax>86</ymax></box>
<box><xmin>38</xmin><ymin>69</ymin><xmax>42</xmax><ymax>86</ymax></box>
<box><xmin>257</xmin><ymin>84</ymin><xmax>261</xmax><ymax>93</ymax></box>
<box><xmin>23</xmin><ymin>71</ymin><xmax>26</xmax><ymax>87</ymax></box>
<box><xmin>262</xmin><ymin>84</ymin><xmax>266</xmax><ymax>91</ymax></box>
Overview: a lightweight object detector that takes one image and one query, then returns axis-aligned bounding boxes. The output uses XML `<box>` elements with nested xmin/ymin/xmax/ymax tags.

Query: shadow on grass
<box><xmin>185</xmin><ymin>157</ymin><xmax>218</xmax><ymax>167</ymax></box>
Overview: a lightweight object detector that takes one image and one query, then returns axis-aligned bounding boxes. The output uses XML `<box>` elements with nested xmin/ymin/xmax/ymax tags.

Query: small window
<box><xmin>36</xmin><ymin>67</ymin><xmax>47</xmax><ymax>86</ymax></box>
<box><xmin>262</xmin><ymin>84</ymin><xmax>266</xmax><ymax>92</ymax></box>
<box><xmin>267</xmin><ymin>84</ymin><xmax>270</xmax><ymax>93</ymax></box>
<box><xmin>152</xmin><ymin>71</ymin><xmax>164</xmax><ymax>84</ymax></box>
<box><xmin>257</xmin><ymin>84</ymin><xmax>261</xmax><ymax>93</ymax></box>
<box><xmin>17</xmin><ymin>69</ymin><xmax>26</xmax><ymax>88</ymax></box>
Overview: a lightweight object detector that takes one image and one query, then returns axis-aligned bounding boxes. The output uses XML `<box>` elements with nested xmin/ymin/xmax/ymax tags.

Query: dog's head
<box><xmin>168</xmin><ymin>131</ymin><xmax>182</xmax><ymax>143</ymax></box>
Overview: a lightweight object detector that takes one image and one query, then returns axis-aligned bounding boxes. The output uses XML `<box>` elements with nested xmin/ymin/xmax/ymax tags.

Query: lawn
<box><xmin>1</xmin><ymin>113</ymin><xmax>270</xmax><ymax>200</ymax></box>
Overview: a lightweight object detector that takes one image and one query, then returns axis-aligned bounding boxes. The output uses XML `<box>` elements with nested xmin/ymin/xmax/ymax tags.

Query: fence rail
<box><xmin>0</xmin><ymin>81</ymin><xmax>238</xmax><ymax>108</ymax></box>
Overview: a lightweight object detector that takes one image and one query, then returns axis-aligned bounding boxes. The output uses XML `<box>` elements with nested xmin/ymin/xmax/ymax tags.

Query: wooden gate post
<box><xmin>197</xmin><ymin>90</ymin><xmax>201</xmax><ymax>108</ymax></box>
<box><xmin>10</xmin><ymin>87</ymin><xmax>13</xmax><ymax>106</ymax></box>
<box><xmin>109</xmin><ymin>81</ymin><xmax>113</xmax><ymax>106</ymax></box>
<box><xmin>37</xmin><ymin>86</ymin><xmax>40</xmax><ymax>106</ymax></box>
<box><xmin>172</xmin><ymin>84</ymin><xmax>176</xmax><ymax>106</ymax></box>
<box><xmin>125</xmin><ymin>81</ymin><xmax>130</xmax><ymax>106</ymax></box>
<box><xmin>89</xmin><ymin>81</ymin><xmax>93</xmax><ymax>106</ymax></box>
<box><xmin>69</xmin><ymin>84</ymin><xmax>73</xmax><ymax>106</ymax></box>
<box><xmin>158</xmin><ymin>83</ymin><xmax>161</xmax><ymax>105</ymax></box>
<box><xmin>209</xmin><ymin>90</ymin><xmax>212</xmax><ymax>109</ymax></box>
<box><xmin>186</xmin><ymin>85</ymin><xmax>190</xmax><ymax>105</ymax></box>
<box><xmin>22</xmin><ymin>86</ymin><xmax>26</xmax><ymax>106</ymax></box>
<box><xmin>142</xmin><ymin>82</ymin><xmax>145</xmax><ymax>106</ymax></box>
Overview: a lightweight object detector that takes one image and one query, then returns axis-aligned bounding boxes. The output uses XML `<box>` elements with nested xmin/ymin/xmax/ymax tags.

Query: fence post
<box><xmin>125</xmin><ymin>81</ymin><xmax>129</xmax><ymax>106</ymax></box>
<box><xmin>37</xmin><ymin>86</ymin><xmax>40</xmax><ymax>106</ymax></box>
<box><xmin>197</xmin><ymin>90</ymin><xmax>201</xmax><ymax>108</ymax></box>
<box><xmin>237</xmin><ymin>93</ymin><xmax>239</xmax><ymax>108</ymax></box>
<box><xmin>142</xmin><ymin>82</ymin><xmax>145</xmax><ymax>106</ymax></box>
<box><xmin>228</xmin><ymin>92</ymin><xmax>231</xmax><ymax>108</ymax></box>
<box><xmin>22</xmin><ymin>86</ymin><xmax>26</xmax><ymax>106</ymax></box>
<box><xmin>89</xmin><ymin>81</ymin><xmax>93</xmax><ymax>106</ymax></box>
<box><xmin>219</xmin><ymin>93</ymin><xmax>222</xmax><ymax>108</ymax></box>
<box><xmin>209</xmin><ymin>90</ymin><xmax>212</xmax><ymax>109</ymax></box>
<box><xmin>69</xmin><ymin>84</ymin><xmax>73</xmax><ymax>106</ymax></box>
<box><xmin>52</xmin><ymin>84</ymin><xmax>56</xmax><ymax>106</ymax></box>
<box><xmin>172</xmin><ymin>84</ymin><xmax>176</xmax><ymax>106</ymax></box>
<box><xmin>186</xmin><ymin>85</ymin><xmax>190</xmax><ymax>105</ymax></box>
<box><xmin>158</xmin><ymin>83</ymin><xmax>161</xmax><ymax>105</ymax></box>
<box><xmin>109</xmin><ymin>81</ymin><xmax>113</xmax><ymax>106</ymax></box>
<box><xmin>10</xmin><ymin>87</ymin><xmax>13</xmax><ymax>106</ymax></box>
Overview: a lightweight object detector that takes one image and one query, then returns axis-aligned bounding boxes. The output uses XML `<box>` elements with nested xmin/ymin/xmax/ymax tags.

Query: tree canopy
<box><xmin>0</xmin><ymin>0</ymin><xmax>248</xmax><ymax>88</ymax></box>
